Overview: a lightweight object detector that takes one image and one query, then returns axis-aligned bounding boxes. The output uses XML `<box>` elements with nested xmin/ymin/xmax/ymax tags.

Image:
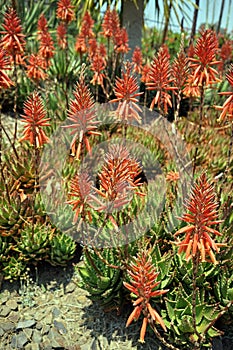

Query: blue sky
<box><xmin>144</xmin><ymin>0</ymin><xmax>233</xmax><ymax>33</ymax></box>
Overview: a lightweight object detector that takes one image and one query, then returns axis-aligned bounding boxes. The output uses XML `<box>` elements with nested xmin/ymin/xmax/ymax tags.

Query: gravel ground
<box><xmin>1</xmin><ymin>256</ymin><xmax>233</xmax><ymax>350</ymax></box>
<box><xmin>0</xmin><ymin>258</ymin><xmax>167</xmax><ymax>350</ymax></box>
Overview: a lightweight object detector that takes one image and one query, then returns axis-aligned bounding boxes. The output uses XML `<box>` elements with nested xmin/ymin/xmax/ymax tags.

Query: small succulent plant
<box><xmin>78</xmin><ymin>247</ymin><xmax>123</xmax><ymax>312</ymax></box>
<box><xmin>49</xmin><ymin>231</ymin><xmax>76</xmax><ymax>266</ymax></box>
<box><xmin>17</xmin><ymin>222</ymin><xmax>52</xmax><ymax>262</ymax></box>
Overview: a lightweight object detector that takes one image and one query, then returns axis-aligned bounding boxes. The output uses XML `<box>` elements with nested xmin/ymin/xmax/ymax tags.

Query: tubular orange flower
<box><xmin>62</xmin><ymin>69</ymin><xmax>100</xmax><ymax>159</ymax></box>
<box><xmin>111</xmin><ymin>9</ymin><xmax>121</xmax><ymax>41</ymax></box>
<box><xmin>166</xmin><ymin>171</ymin><xmax>180</xmax><ymax>183</ymax></box>
<box><xmin>101</xmin><ymin>6</ymin><xmax>113</xmax><ymax>38</ymax></box>
<box><xmin>124</xmin><ymin>250</ymin><xmax>168</xmax><ymax>342</ymax></box>
<box><xmin>91</xmin><ymin>144</ymin><xmax>144</xmax><ymax>215</ymax></box>
<box><xmin>114</xmin><ymin>27</ymin><xmax>130</xmax><ymax>54</ymax></box>
<box><xmin>172</xmin><ymin>45</ymin><xmax>190</xmax><ymax>91</ymax></box>
<box><xmin>218</xmin><ymin>40</ymin><xmax>233</xmax><ymax>74</ymax></box>
<box><xmin>57</xmin><ymin>23</ymin><xmax>67</xmax><ymax>50</ymax></box>
<box><xmin>98</xmin><ymin>43</ymin><xmax>107</xmax><ymax>59</ymax></box>
<box><xmin>26</xmin><ymin>54</ymin><xmax>48</xmax><ymax>82</ymax></box>
<box><xmin>146</xmin><ymin>45</ymin><xmax>177</xmax><ymax>114</ymax></box>
<box><xmin>75</xmin><ymin>11</ymin><xmax>94</xmax><ymax>55</ymax></box>
<box><xmin>37</xmin><ymin>14</ymin><xmax>48</xmax><ymax>40</ymax></box>
<box><xmin>39</xmin><ymin>31</ymin><xmax>55</xmax><ymax>62</ymax></box>
<box><xmin>101</xmin><ymin>7</ymin><xmax>120</xmax><ymax>39</ymax></box>
<box><xmin>75</xmin><ymin>35</ymin><xmax>87</xmax><ymax>55</ymax></box>
<box><xmin>132</xmin><ymin>46</ymin><xmax>143</xmax><ymax>74</ymax></box>
<box><xmin>80</xmin><ymin>11</ymin><xmax>94</xmax><ymax>39</ymax></box>
<box><xmin>175</xmin><ymin>173</ymin><xmax>224</xmax><ymax>264</ymax></box>
<box><xmin>0</xmin><ymin>49</ymin><xmax>14</xmax><ymax>89</ymax></box>
<box><xmin>56</xmin><ymin>0</ymin><xmax>75</xmax><ymax>23</ymax></box>
<box><xmin>189</xmin><ymin>29</ymin><xmax>221</xmax><ymax>86</ymax></box>
<box><xmin>66</xmin><ymin>171</ymin><xmax>93</xmax><ymax>224</ymax></box>
<box><xmin>183</xmin><ymin>75</ymin><xmax>200</xmax><ymax>98</ymax></box>
<box><xmin>111</xmin><ymin>62</ymin><xmax>143</xmax><ymax>123</ymax></box>
<box><xmin>19</xmin><ymin>91</ymin><xmax>50</xmax><ymax>147</ymax></box>
<box><xmin>215</xmin><ymin>64</ymin><xmax>233</xmax><ymax>122</ymax></box>
<box><xmin>0</xmin><ymin>7</ymin><xmax>26</xmax><ymax>57</ymax></box>
<box><xmin>141</xmin><ymin>63</ymin><xmax>150</xmax><ymax>84</ymax></box>
<box><xmin>88</xmin><ymin>37</ymin><xmax>98</xmax><ymax>59</ymax></box>
<box><xmin>91</xmin><ymin>145</ymin><xmax>146</xmax><ymax>232</ymax></box>
<box><xmin>90</xmin><ymin>52</ymin><xmax>106</xmax><ymax>86</ymax></box>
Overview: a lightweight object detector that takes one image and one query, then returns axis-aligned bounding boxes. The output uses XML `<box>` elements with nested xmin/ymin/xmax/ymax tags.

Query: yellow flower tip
<box><xmin>138</xmin><ymin>338</ymin><xmax>145</xmax><ymax>344</ymax></box>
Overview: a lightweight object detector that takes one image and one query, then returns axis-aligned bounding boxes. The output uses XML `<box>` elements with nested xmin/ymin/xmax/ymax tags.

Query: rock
<box><xmin>15</xmin><ymin>331</ymin><xmax>28</xmax><ymax>348</ymax></box>
<box><xmin>0</xmin><ymin>305</ymin><xmax>11</xmax><ymax>317</ymax></box>
<box><xmin>0</xmin><ymin>292</ymin><xmax>10</xmax><ymax>304</ymax></box>
<box><xmin>54</xmin><ymin>320</ymin><xmax>67</xmax><ymax>334</ymax></box>
<box><xmin>16</xmin><ymin>319</ymin><xmax>36</xmax><ymax>329</ymax></box>
<box><xmin>35</xmin><ymin>322</ymin><xmax>43</xmax><ymax>330</ymax></box>
<box><xmin>41</xmin><ymin>324</ymin><xmax>50</xmax><ymax>335</ymax></box>
<box><xmin>65</xmin><ymin>282</ymin><xmax>76</xmax><ymax>293</ymax></box>
<box><xmin>25</xmin><ymin>344</ymin><xmax>40</xmax><ymax>350</ymax></box>
<box><xmin>11</xmin><ymin>335</ymin><xmax>17</xmax><ymax>348</ymax></box>
<box><xmin>47</xmin><ymin>327</ymin><xmax>65</xmax><ymax>346</ymax></box>
<box><xmin>34</xmin><ymin>312</ymin><xmax>45</xmax><ymax>322</ymax></box>
<box><xmin>6</xmin><ymin>299</ymin><xmax>18</xmax><ymax>310</ymax></box>
<box><xmin>8</xmin><ymin>311</ymin><xmax>20</xmax><ymax>323</ymax></box>
<box><xmin>52</xmin><ymin>306</ymin><xmax>61</xmax><ymax>318</ymax></box>
<box><xmin>32</xmin><ymin>329</ymin><xmax>42</xmax><ymax>343</ymax></box>
<box><xmin>41</xmin><ymin>337</ymin><xmax>53</xmax><ymax>349</ymax></box>
<box><xmin>44</xmin><ymin>313</ymin><xmax>53</xmax><ymax>325</ymax></box>
<box><xmin>0</xmin><ymin>320</ymin><xmax>15</xmax><ymax>331</ymax></box>
<box><xmin>23</xmin><ymin>327</ymin><xmax>33</xmax><ymax>339</ymax></box>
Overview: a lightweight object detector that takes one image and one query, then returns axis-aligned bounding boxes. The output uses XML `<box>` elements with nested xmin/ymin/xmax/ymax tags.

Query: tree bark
<box><xmin>217</xmin><ymin>0</ymin><xmax>225</xmax><ymax>33</ymax></box>
<box><xmin>189</xmin><ymin>0</ymin><xmax>200</xmax><ymax>45</ymax></box>
<box><xmin>161</xmin><ymin>0</ymin><xmax>172</xmax><ymax>45</ymax></box>
<box><xmin>121</xmin><ymin>0</ymin><xmax>144</xmax><ymax>60</ymax></box>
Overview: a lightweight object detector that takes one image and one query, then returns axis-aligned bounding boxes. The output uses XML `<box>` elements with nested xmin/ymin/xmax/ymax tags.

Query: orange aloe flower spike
<box><xmin>0</xmin><ymin>49</ymin><xmax>14</xmax><ymax>89</ymax></box>
<box><xmin>19</xmin><ymin>91</ymin><xmax>50</xmax><ymax>148</ymax></box>
<box><xmin>175</xmin><ymin>173</ymin><xmax>224</xmax><ymax>263</ymax></box>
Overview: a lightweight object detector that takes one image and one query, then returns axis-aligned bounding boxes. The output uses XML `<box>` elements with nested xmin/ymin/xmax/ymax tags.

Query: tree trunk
<box><xmin>189</xmin><ymin>0</ymin><xmax>200</xmax><ymax>45</ymax></box>
<box><xmin>217</xmin><ymin>0</ymin><xmax>225</xmax><ymax>33</ymax></box>
<box><xmin>121</xmin><ymin>0</ymin><xmax>144</xmax><ymax>60</ymax></box>
<box><xmin>161</xmin><ymin>0</ymin><xmax>172</xmax><ymax>45</ymax></box>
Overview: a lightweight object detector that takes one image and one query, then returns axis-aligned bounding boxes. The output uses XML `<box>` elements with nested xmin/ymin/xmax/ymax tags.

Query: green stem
<box><xmin>149</xmin><ymin>321</ymin><xmax>180</xmax><ymax>350</ymax></box>
<box><xmin>1</xmin><ymin>122</ymin><xmax>19</xmax><ymax>160</ymax></box>
<box><xmin>192</xmin><ymin>252</ymin><xmax>203</xmax><ymax>349</ymax></box>
<box><xmin>0</xmin><ymin>165</ymin><xmax>11</xmax><ymax>204</ymax></box>
<box><xmin>83</xmin><ymin>246</ymin><xmax>102</xmax><ymax>275</ymax></box>
<box><xmin>217</xmin><ymin>120</ymin><xmax>233</xmax><ymax>202</ymax></box>
<box><xmin>0</xmin><ymin>102</ymin><xmax>2</xmax><ymax>167</ymax></box>
<box><xmin>13</xmin><ymin>55</ymin><xmax>18</xmax><ymax>145</ymax></box>
<box><xmin>192</xmin><ymin>84</ymin><xmax>205</xmax><ymax>177</ymax></box>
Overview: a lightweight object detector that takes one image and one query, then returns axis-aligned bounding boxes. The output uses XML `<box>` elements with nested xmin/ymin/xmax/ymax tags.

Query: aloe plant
<box><xmin>164</xmin><ymin>284</ymin><xmax>223</xmax><ymax>348</ymax></box>
<box><xmin>49</xmin><ymin>231</ymin><xmax>76</xmax><ymax>266</ymax></box>
<box><xmin>78</xmin><ymin>247</ymin><xmax>124</xmax><ymax>311</ymax></box>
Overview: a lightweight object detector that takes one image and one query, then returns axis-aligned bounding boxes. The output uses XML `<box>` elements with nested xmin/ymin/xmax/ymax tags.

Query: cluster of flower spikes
<box><xmin>101</xmin><ymin>7</ymin><xmax>129</xmax><ymax>54</ymax></box>
<box><xmin>56</xmin><ymin>0</ymin><xmax>75</xmax><ymax>50</ymax></box>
